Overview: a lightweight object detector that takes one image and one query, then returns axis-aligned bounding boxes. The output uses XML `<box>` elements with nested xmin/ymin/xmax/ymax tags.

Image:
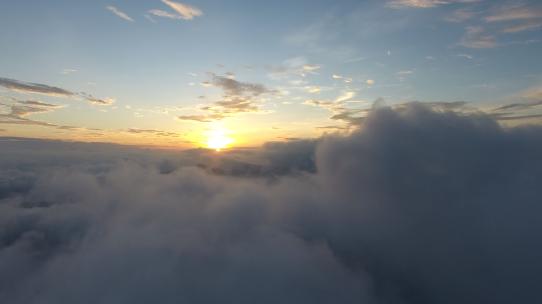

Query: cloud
<box><xmin>445</xmin><ymin>8</ymin><xmax>477</xmax><ymax>22</ymax></box>
<box><xmin>268</xmin><ymin>57</ymin><xmax>322</xmax><ymax>79</ymax></box>
<box><xmin>304</xmin><ymin>98</ymin><xmax>368</xmax><ymax>126</ymax></box>
<box><xmin>181</xmin><ymin>75</ymin><xmax>274</xmax><ymax>122</ymax></box>
<box><xmin>387</xmin><ymin>0</ymin><xmax>480</xmax><ymax>9</ymax></box>
<box><xmin>1</xmin><ymin>104</ymin><xmax>542</xmax><ymax>303</ymax></box>
<box><xmin>335</xmin><ymin>91</ymin><xmax>356</xmax><ymax>103</ymax></box>
<box><xmin>484</xmin><ymin>3</ymin><xmax>542</xmax><ymax>33</ymax></box>
<box><xmin>149</xmin><ymin>0</ymin><xmax>202</xmax><ymax>20</ymax></box>
<box><xmin>106</xmin><ymin>5</ymin><xmax>134</xmax><ymax>22</ymax></box>
<box><xmin>502</xmin><ymin>20</ymin><xmax>542</xmax><ymax>33</ymax></box>
<box><xmin>126</xmin><ymin>128</ymin><xmax>179</xmax><ymax>137</ymax></box>
<box><xmin>0</xmin><ymin>77</ymin><xmax>114</xmax><ymax>106</ymax></box>
<box><xmin>485</xmin><ymin>4</ymin><xmax>542</xmax><ymax>23</ymax></box>
<box><xmin>460</xmin><ymin>26</ymin><xmax>497</xmax><ymax>48</ymax></box>
<box><xmin>0</xmin><ymin>77</ymin><xmax>74</xmax><ymax>97</ymax></box>
<box><xmin>0</xmin><ymin>97</ymin><xmax>70</xmax><ymax>129</ymax></box>
<box><xmin>78</xmin><ymin>93</ymin><xmax>115</xmax><ymax>106</ymax></box>
<box><xmin>210</xmin><ymin>75</ymin><xmax>270</xmax><ymax>97</ymax></box>
<box><xmin>61</xmin><ymin>69</ymin><xmax>77</xmax><ymax>75</ymax></box>
<box><xmin>366</xmin><ymin>79</ymin><xmax>375</xmax><ymax>86</ymax></box>
<box><xmin>457</xmin><ymin>53</ymin><xmax>473</xmax><ymax>59</ymax></box>
<box><xmin>177</xmin><ymin>114</ymin><xmax>225</xmax><ymax>122</ymax></box>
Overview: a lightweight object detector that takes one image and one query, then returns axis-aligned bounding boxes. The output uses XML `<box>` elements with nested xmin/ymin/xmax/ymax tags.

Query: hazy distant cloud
<box><xmin>485</xmin><ymin>4</ymin><xmax>542</xmax><ymax>22</ymax></box>
<box><xmin>0</xmin><ymin>77</ymin><xmax>114</xmax><ymax>106</ymax></box>
<box><xmin>484</xmin><ymin>3</ymin><xmax>542</xmax><ymax>33</ymax></box>
<box><xmin>445</xmin><ymin>8</ymin><xmax>477</xmax><ymax>22</ymax></box>
<box><xmin>106</xmin><ymin>5</ymin><xmax>134</xmax><ymax>22</ymax></box>
<box><xmin>457</xmin><ymin>53</ymin><xmax>473</xmax><ymax>59</ymax></box>
<box><xmin>502</xmin><ymin>20</ymin><xmax>542</xmax><ymax>33</ymax></box>
<box><xmin>149</xmin><ymin>0</ymin><xmax>202</xmax><ymax>20</ymax></box>
<box><xmin>61</xmin><ymin>68</ymin><xmax>77</xmax><ymax>75</ymax></box>
<box><xmin>460</xmin><ymin>26</ymin><xmax>497</xmax><ymax>48</ymax></box>
<box><xmin>126</xmin><ymin>128</ymin><xmax>179</xmax><ymax>137</ymax></box>
<box><xmin>269</xmin><ymin>57</ymin><xmax>321</xmax><ymax>79</ymax></box>
<box><xmin>177</xmin><ymin>114</ymin><xmax>225</xmax><ymax>122</ymax></box>
<box><xmin>387</xmin><ymin>0</ymin><xmax>480</xmax><ymax>9</ymax></box>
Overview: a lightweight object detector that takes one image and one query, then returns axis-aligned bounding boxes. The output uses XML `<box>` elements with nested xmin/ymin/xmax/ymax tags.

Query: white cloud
<box><xmin>106</xmin><ymin>6</ymin><xmax>134</xmax><ymax>22</ymax></box>
<box><xmin>335</xmin><ymin>91</ymin><xmax>356</xmax><ymax>103</ymax></box>
<box><xmin>150</xmin><ymin>0</ymin><xmax>203</xmax><ymax>20</ymax></box>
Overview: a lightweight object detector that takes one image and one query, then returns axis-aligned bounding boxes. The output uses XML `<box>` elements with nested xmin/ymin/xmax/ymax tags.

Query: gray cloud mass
<box><xmin>1</xmin><ymin>103</ymin><xmax>542</xmax><ymax>303</ymax></box>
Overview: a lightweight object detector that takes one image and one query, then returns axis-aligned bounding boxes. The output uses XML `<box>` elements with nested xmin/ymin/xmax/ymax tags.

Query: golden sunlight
<box><xmin>206</xmin><ymin>125</ymin><xmax>234</xmax><ymax>151</ymax></box>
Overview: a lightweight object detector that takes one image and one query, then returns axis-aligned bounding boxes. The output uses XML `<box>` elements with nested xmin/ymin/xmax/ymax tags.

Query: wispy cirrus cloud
<box><xmin>0</xmin><ymin>77</ymin><xmax>73</xmax><ymax>97</ymax></box>
<box><xmin>387</xmin><ymin>0</ymin><xmax>480</xmax><ymax>9</ymax></box>
<box><xmin>445</xmin><ymin>8</ymin><xmax>477</xmax><ymax>22</ymax></box>
<box><xmin>484</xmin><ymin>3</ymin><xmax>542</xmax><ymax>33</ymax></box>
<box><xmin>485</xmin><ymin>4</ymin><xmax>542</xmax><ymax>22</ymax></box>
<box><xmin>0</xmin><ymin>77</ymin><xmax>114</xmax><ymax>106</ymax></box>
<box><xmin>149</xmin><ymin>0</ymin><xmax>202</xmax><ymax>21</ymax></box>
<box><xmin>106</xmin><ymin>5</ymin><xmax>134</xmax><ymax>22</ymax></box>
<box><xmin>460</xmin><ymin>26</ymin><xmax>497</xmax><ymax>48</ymax></box>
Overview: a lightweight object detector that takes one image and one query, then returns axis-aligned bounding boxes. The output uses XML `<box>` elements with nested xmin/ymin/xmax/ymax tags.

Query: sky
<box><xmin>1</xmin><ymin>0</ymin><xmax>542</xmax><ymax>148</ymax></box>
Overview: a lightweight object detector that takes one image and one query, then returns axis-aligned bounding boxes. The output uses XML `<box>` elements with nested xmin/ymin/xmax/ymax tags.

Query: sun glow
<box><xmin>206</xmin><ymin>126</ymin><xmax>234</xmax><ymax>151</ymax></box>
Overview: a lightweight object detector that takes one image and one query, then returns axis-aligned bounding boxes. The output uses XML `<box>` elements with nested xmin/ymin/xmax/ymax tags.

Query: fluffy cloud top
<box><xmin>1</xmin><ymin>104</ymin><xmax>542</xmax><ymax>303</ymax></box>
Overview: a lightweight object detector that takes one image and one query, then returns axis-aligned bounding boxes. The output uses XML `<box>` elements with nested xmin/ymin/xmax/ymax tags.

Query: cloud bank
<box><xmin>1</xmin><ymin>104</ymin><xmax>542</xmax><ymax>303</ymax></box>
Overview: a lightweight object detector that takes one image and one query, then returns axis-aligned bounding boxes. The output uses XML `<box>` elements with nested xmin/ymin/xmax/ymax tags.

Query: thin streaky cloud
<box><xmin>502</xmin><ymin>20</ymin><xmax>542</xmax><ymax>33</ymax></box>
<box><xmin>106</xmin><ymin>5</ymin><xmax>134</xmax><ymax>22</ymax></box>
<box><xmin>162</xmin><ymin>0</ymin><xmax>202</xmax><ymax>20</ymax></box>
<box><xmin>0</xmin><ymin>77</ymin><xmax>73</xmax><ymax>97</ymax></box>
<box><xmin>150</xmin><ymin>0</ymin><xmax>202</xmax><ymax>21</ymax></box>
<box><xmin>485</xmin><ymin>6</ymin><xmax>542</xmax><ymax>22</ymax></box>
<box><xmin>460</xmin><ymin>26</ymin><xmax>497</xmax><ymax>48</ymax></box>
<box><xmin>387</xmin><ymin>0</ymin><xmax>480</xmax><ymax>9</ymax></box>
<box><xmin>0</xmin><ymin>77</ymin><xmax>114</xmax><ymax>106</ymax></box>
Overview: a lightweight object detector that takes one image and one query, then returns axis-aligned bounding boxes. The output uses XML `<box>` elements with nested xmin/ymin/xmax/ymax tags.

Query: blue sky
<box><xmin>1</xmin><ymin>0</ymin><xmax>541</xmax><ymax>147</ymax></box>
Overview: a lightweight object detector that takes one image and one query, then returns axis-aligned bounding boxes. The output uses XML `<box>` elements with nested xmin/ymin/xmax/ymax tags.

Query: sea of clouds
<box><xmin>1</xmin><ymin>103</ymin><xmax>541</xmax><ymax>304</ymax></box>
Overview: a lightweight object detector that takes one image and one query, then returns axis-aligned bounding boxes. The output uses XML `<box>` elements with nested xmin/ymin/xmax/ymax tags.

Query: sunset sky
<box><xmin>1</xmin><ymin>0</ymin><xmax>541</xmax><ymax>148</ymax></box>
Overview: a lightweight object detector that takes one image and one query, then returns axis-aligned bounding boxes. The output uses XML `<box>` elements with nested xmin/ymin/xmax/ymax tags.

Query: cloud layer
<box><xmin>1</xmin><ymin>104</ymin><xmax>542</xmax><ymax>303</ymax></box>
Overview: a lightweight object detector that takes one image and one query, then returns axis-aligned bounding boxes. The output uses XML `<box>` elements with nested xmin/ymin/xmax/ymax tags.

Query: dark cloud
<box><xmin>182</xmin><ymin>75</ymin><xmax>274</xmax><ymax>122</ymax></box>
<box><xmin>1</xmin><ymin>104</ymin><xmax>542</xmax><ymax>303</ymax></box>
<box><xmin>0</xmin><ymin>97</ymin><xmax>72</xmax><ymax>129</ymax></box>
<box><xmin>126</xmin><ymin>128</ymin><xmax>179</xmax><ymax>137</ymax></box>
<box><xmin>211</xmin><ymin>75</ymin><xmax>270</xmax><ymax>97</ymax></box>
<box><xmin>493</xmin><ymin>100</ymin><xmax>542</xmax><ymax>112</ymax></box>
<box><xmin>0</xmin><ymin>77</ymin><xmax>114</xmax><ymax>106</ymax></box>
<box><xmin>0</xmin><ymin>77</ymin><xmax>74</xmax><ymax>97</ymax></box>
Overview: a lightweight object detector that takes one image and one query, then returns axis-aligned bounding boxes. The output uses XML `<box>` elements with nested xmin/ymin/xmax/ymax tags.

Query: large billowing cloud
<box><xmin>1</xmin><ymin>103</ymin><xmax>542</xmax><ymax>303</ymax></box>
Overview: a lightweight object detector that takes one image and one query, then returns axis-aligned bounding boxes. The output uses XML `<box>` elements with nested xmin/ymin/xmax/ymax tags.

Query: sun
<box><xmin>206</xmin><ymin>126</ymin><xmax>233</xmax><ymax>151</ymax></box>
